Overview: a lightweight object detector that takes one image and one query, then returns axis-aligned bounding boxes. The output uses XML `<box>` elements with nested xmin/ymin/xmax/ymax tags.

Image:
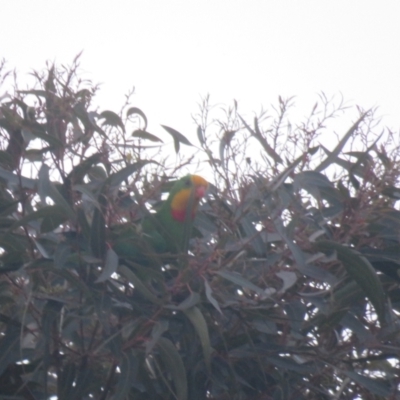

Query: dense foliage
<box><xmin>0</xmin><ymin>58</ymin><xmax>400</xmax><ymax>399</ymax></box>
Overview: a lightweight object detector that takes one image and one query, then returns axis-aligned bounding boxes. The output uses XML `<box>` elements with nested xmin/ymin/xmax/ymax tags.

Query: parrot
<box><xmin>112</xmin><ymin>174</ymin><xmax>208</xmax><ymax>263</ymax></box>
<box><xmin>142</xmin><ymin>174</ymin><xmax>208</xmax><ymax>254</ymax></box>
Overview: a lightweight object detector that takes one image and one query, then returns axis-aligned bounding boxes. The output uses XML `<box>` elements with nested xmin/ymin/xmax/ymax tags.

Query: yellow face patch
<box><xmin>191</xmin><ymin>175</ymin><xmax>208</xmax><ymax>189</ymax></box>
<box><xmin>170</xmin><ymin>175</ymin><xmax>208</xmax><ymax>221</ymax></box>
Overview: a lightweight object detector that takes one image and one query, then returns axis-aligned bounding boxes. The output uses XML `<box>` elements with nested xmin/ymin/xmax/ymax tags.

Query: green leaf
<box><xmin>196</xmin><ymin>125</ymin><xmax>205</xmax><ymax>146</ymax></box>
<box><xmin>38</xmin><ymin>263</ymin><xmax>94</xmax><ymax>299</ymax></box>
<box><xmin>73</xmin><ymin>102</ymin><xmax>106</xmax><ymax>137</ymax></box>
<box><xmin>344</xmin><ymin>370</ymin><xmax>391</xmax><ymax>397</ymax></box>
<box><xmin>58</xmin><ymin>362</ymin><xmax>76</xmax><ymax>400</ymax></box>
<box><xmin>41</xmin><ymin>206</ymin><xmax>69</xmax><ymax>233</ymax></box>
<box><xmin>184</xmin><ymin>306</ymin><xmax>212</xmax><ymax>372</ymax></box>
<box><xmin>165</xmin><ymin>292</ymin><xmax>200</xmax><ymax>311</ymax></box>
<box><xmin>0</xmin><ymin>232</ymin><xmax>29</xmax><ymax>254</ymax></box>
<box><xmin>293</xmin><ymin>171</ymin><xmax>343</xmax><ymax>208</ymax></box>
<box><xmin>219</xmin><ymin>130</ymin><xmax>236</xmax><ymax>166</ymax></box>
<box><xmin>204</xmin><ymin>278</ymin><xmax>222</xmax><ymax>314</ymax></box>
<box><xmin>25</xmin><ymin>148</ymin><xmax>47</xmax><ymax>162</ymax></box>
<box><xmin>106</xmin><ymin>160</ymin><xmax>154</xmax><ymax>188</ymax></box>
<box><xmin>99</xmin><ymin>110</ymin><xmax>125</xmax><ymax>132</ymax></box>
<box><xmin>340</xmin><ymin>313</ymin><xmax>373</xmax><ymax>342</ymax></box>
<box><xmin>126</xmin><ymin>107</ymin><xmax>148</xmax><ymax>130</ymax></box>
<box><xmin>88</xmin><ymin>165</ymin><xmax>108</xmax><ymax>181</ymax></box>
<box><xmin>132</xmin><ymin>129</ymin><xmax>163</xmax><ymax>142</ymax></box>
<box><xmin>145</xmin><ymin>320</ymin><xmax>169</xmax><ymax>354</ymax></box>
<box><xmin>38</xmin><ymin>164</ymin><xmax>75</xmax><ymax>220</ymax></box>
<box><xmin>273</xmin><ymin>218</ymin><xmax>339</xmax><ymax>286</ymax></box>
<box><xmin>118</xmin><ymin>265</ymin><xmax>163</xmax><ymax>305</ymax></box>
<box><xmin>315</xmin><ymin>240</ymin><xmax>386</xmax><ymax>324</ymax></box>
<box><xmin>267</xmin><ymin>356</ymin><xmax>317</xmax><ymax>374</ymax></box>
<box><xmin>239</xmin><ymin>114</ymin><xmax>282</xmax><ymax>163</ymax></box>
<box><xmin>90</xmin><ymin>193</ymin><xmax>107</xmax><ymax>260</ymax></box>
<box><xmin>0</xmin><ymin>165</ymin><xmax>37</xmax><ymax>189</ymax></box>
<box><xmin>42</xmin><ymin>299</ymin><xmax>64</xmax><ymax>392</ymax></box>
<box><xmin>0</xmin><ymin>325</ymin><xmax>20</xmax><ymax>376</ymax></box>
<box><xmin>315</xmin><ymin>112</ymin><xmax>368</xmax><ymax>172</ymax></box>
<box><xmin>0</xmin><ymin>150</ymin><xmax>15</xmax><ymax>169</ymax></box>
<box><xmin>18</xmin><ymin>89</ymin><xmax>48</xmax><ymax>97</ymax></box>
<box><xmin>156</xmin><ymin>337</ymin><xmax>188</xmax><ymax>400</ymax></box>
<box><xmin>29</xmin><ymin>122</ymin><xmax>64</xmax><ymax>147</ymax></box>
<box><xmin>68</xmin><ymin>153</ymin><xmax>103</xmax><ymax>183</ymax></box>
<box><xmin>9</xmin><ymin>205</ymin><xmax>68</xmax><ymax>233</ymax></box>
<box><xmin>240</xmin><ymin>214</ymin><xmax>265</xmax><ymax>256</ymax></box>
<box><xmin>54</xmin><ymin>243</ymin><xmax>72</xmax><ymax>269</ymax></box>
<box><xmin>217</xmin><ymin>270</ymin><xmax>264</xmax><ymax>295</ymax></box>
<box><xmin>96</xmin><ymin>248</ymin><xmax>119</xmax><ymax>283</ymax></box>
<box><xmin>382</xmin><ymin>185</ymin><xmax>400</xmax><ymax>200</ymax></box>
<box><xmin>276</xmin><ymin>271</ymin><xmax>297</xmax><ymax>293</ymax></box>
<box><xmin>110</xmin><ymin>352</ymin><xmax>138</xmax><ymax>400</ymax></box>
<box><xmin>161</xmin><ymin>124</ymin><xmax>193</xmax><ymax>153</ymax></box>
<box><xmin>267</xmin><ymin>153</ymin><xmax>304</xmax><ymax>192</ymax></box>
<box><xmin>69</xmin><ymin>365</ymin><xmax>94</xmax><ymax>399</ymax></box>
<box><xmin>73</xmin><ymin>184</ymin><xmax>101</xmax><ymax>208</ymax></box>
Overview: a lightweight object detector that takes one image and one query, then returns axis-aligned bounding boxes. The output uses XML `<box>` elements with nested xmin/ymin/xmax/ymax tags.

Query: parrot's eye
<box><xmin>184</xmin><ymin>178</ymin><xmax>191</xmax><ymax>186</ymax></box>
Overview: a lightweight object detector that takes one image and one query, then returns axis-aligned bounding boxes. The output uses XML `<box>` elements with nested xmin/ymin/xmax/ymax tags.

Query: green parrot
<box><xmin>112</xmin><ymin>174</ymin><xmax>208</xmax><ymax>263</ymax></box>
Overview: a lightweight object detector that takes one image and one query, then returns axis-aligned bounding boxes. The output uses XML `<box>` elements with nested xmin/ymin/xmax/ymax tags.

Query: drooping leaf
<box><xmin>184</xmin><ymin>306</ymin><xmax>212</xmax><ymax>371</ymax></box>
<box><xmin>196</xmin><ymin>125</ymin><xmax>205</xmax><ymax>146</ymax></box>
<box><xmin>382</xmin><ymin>185</ymin><xmax>400</xmax><ymax>200</ymax></box>
<box><xmin>315</xmin><ymin>112</ymin><xmax>368</xmax><ymax>172</ymax></box>
<box><xmin>67</xmin><ymin>153</ymin><xmax>103</xmax><ymax>183</ymax></box>
<box><xmin>239</xmin><ymin>114</ymin><xmax>282</xmax><ymax>163</ymax></box>
<box><xmin>161</xmin><ymin>124</ymin><xmax>193</xmax><ymax>153</ymax></box>
<box><xmin>145</xmin><ymin>320</ymin><xmax>169</xmax><ymax>355</ymax></box>
<box><xmin>42</xmin><ymin>299</ymin><xmax>64</xmax><ymax>394</ymax></box>
<box><xmin>110</xmin><ymin>352</ymin><xmax>138</xmax><ymax>400</ymax></box>
<box><xmin>0</xmin><ymin>325</ymin><xmax>20</xmax><ymax>377</ymax></box>
<box><xmin>96</xmin><ymin>248</ymin><xmax>119</xmax><ymax>283</ymax></box>
<box><xmin>204</xmin><ymin>278</ymin><xmax>222</xmax><ymax>314</ymax></box>
<box><xmin>9</xmin><ymin>205</ymin><xmax>68</xmax><ymax>233</ymax></box>
<box><xmin>106</xmin><ymin>160</ymin><xmax>154</xmax><ymax>188</ymax></box>
<box><xmin>217</xmin><ymin>270</ymin><xmax>265</xmax><ymax>295</ymax></box>
<box><xmin>132</xmin><ymin>129</ymin><xmax>163</xmax><ymax>142</ymax></box>
<box><xmin>184</xmin><ymin>307</ymin><xmax>212</xmax><ymax>371</ymax></box>
<box><xmin>219</xmin><ymin>129</ymin><xmax>236</xmax><ymax>166</ymax></box>
<box><xmin>344</xmin><ymin>370</ymin><xmax>391</xmax><ymax>397</ymax></box>
<box><xmin>156</xmin><ymin>337</ymin><xmax>188</xmax><ymax>400</ymax></box>
<box><xmin>90</xmin><ymin>193</ymin><xmax>107</xmax><ymax>260</ymax></box>
<box><xmin>276</xmin><ymin>271</ymin><xmax>298</xmax><ymax>293</ymax></box>
<box><xmin>165</xmin><ymin>292</ymin><xmax>201</xmax><ymax>311</ymax></box>
<box><xmin>99</xmin><ymin>110</ymin><xmax>125</xmax><ymax>132</ymax></box>
<box><xmin>57</xmin><ymin>361</ymin><xmax>76</xmax><ymax>400</ymax></box>
<box><xmin>28</xmin><ymin>122</ymin><xmax>64</xmax><ymax>148</ymax></box>
<box><xmin>267</xmin><ymin>355</ymin><xmax>317</xmax><ymax>374</ymax></box>
<box><xmin>273</xmin><ymin>217</ymin><xmax>339</xmax><ymax>286</ymax></box>
<box><xmin>126</xmin><ymin>107</ymin><xmax>148</xmax><ymax>130</ymax></box>
<box><xmin>315</xmin><ymin>240</ymin><xmax>386</xmax><ymax>324</ymax></box>
<box><xmin>0</xmin><ymin>150</ymin><xmax>15</xmax><ymax>169</ymax></box>
<box><xmin>69</xmin><ymin>364</ymin><xmax>95</xmax><ymax>399</ymax></box>
<box><xmin>0</xmin><ymin>165</ymin><xmax>37</xmax><ymax>189</ymax></box>
<box><xmin>340</xmin><ymin>312</ymin><xmax>374</xmax><ymax>342</ymax></box>
<box><xmin>239</xmin><ymin>213</ymin><xmax>265</xmax><ymax>256</ymax></box>
<box><xmin>118</xmin><ymin>265</ymin><xmax>163</xmax><ymax>305</ymax></box>
<box><xmin>38</xmin><ymin>164</ymin><xmax>75</xmax><ymax>220</ymax></box>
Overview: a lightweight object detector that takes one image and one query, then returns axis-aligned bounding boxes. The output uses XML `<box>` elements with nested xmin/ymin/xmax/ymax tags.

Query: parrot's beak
<box><xmin>190</xmin><ymin>174</ymin><xmax>208</xmax><ymax>200</ymax></box>
<box><xmin>195</xmin><ymin>184</ymin><xmax>208</xmax><ymax>199</ymax></box>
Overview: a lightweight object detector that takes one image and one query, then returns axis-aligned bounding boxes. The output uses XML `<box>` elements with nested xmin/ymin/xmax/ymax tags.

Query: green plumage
<box><xmin>142</xmin><ymin>175</ymin><xmax>197</xmax><ymax>253</ymax></box>
<box><xmin>112</xmin><ymin>175</ymin><xmax>205</xmax><ymax>264</ymax></box>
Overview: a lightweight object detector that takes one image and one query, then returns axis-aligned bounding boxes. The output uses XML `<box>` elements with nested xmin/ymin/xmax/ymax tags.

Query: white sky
<box><xmin>2</xmin><ymin>1</ymin><xmax>400</xmax><ymax>144</ymax></box>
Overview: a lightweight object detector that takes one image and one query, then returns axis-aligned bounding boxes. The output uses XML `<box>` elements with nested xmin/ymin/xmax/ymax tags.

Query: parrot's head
<box><xmin>169</xmin><ymin>174</ymin><xmax>208</xmax><ymax>222</ymax></box>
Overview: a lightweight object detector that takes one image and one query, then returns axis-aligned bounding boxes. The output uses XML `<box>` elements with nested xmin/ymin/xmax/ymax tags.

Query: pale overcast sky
<box><xmin>2</xmin><ymin>1</ymin><xmax>400</xmax><ymax>142</ymax></box>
